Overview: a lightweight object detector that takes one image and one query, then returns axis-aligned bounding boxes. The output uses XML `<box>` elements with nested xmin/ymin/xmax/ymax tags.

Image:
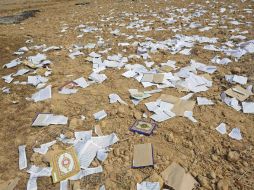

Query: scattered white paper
<box><xmin>33</xmin><ymin>140</ymin><xmax>56</xmax><ymax>155</ymax></box>
<box><xmin>32</xmin><ymin>114</ymin><xmax>68</xmax><ymax>126</ymax></box>
<box><xmin>31</xmin><ymin>85</ymin><xmax>52</xmax><ymax>102</ymax></box>
<box><xmin>94</xmin><ymin>110</ymin><xmax>107</xmax><ymax>120</ymax></box>
<box><xmin>197</xmin><ymin>97</ymin><xmax>214</xmax><ymax>105</ymax></box>
<box><xmin>109</xmin><ymin>93</ymin><xmax>127</xmax><ymax>105</ymax></box>
<box><xmin>74</xmin><ymin>77</ymin><xmax>89</xmax><ymax>88</ymax></box>
<box><xmin>60</xmin><ymin>180</ymin><xmax>68</xmax><ymax>190</ymax></box>
<box><xmin>242</xmin><ymin>102</ymin><xmax>254</xmax><ymax>114</ymax></box>
<box><xmin>229</xmin><ymin>128</ymin><xmax>242</xmax><ymax>140</ymax></box>
<box><xmin>137</xmin><ymin>182</ymin><xmax>160</xmax><ymax>190</ymax></box>
<box><xmin>19</xmin><ymin>145</ymin><xmax>27</xmax><ymax>170</ymax></box>
<box><xmin>216</xmin><ymin>123</ymin><xmax>227</xmax><ymax>135</ymax></box>
<box><xmin>184</xmin><ymin>111</ymin><xmax>198</xmax><ymax>122</ymax></box>
<box><xmin>69</xmin><ymin>166</ymin><xmax>103</xmax><ymax>180</ymax></box>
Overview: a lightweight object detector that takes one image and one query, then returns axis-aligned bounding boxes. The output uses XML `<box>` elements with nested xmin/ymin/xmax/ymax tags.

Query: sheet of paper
<box><xmin>28</xmin><ymin>75</ymin><xmax>48</xmax><ymax>86</ymax></box>
<box><xmin>31</xmin><ymin>85</ymin><xmax>52</xmax><ymax>102</ymax></box>
<box><xmin>197</xmin><ymin>97</ymin><xmax>214</xmax><ymax>105</ymax></box>
<box><xmin>93</xmin><ymin>110</ymin><xmax>107</xmax><ymax>120</ymax></box>
<box><xmin>13</xmin><ymin>69</ymin><xmax>30</xmax><ymax>76</ymax></box>
<box><xmin>76</xmin><ymin>140</ymin><xmax>100</xmax><ymax>169</ymax></box>
<box><xmin>229</xmin><ymin>128</ymin><xmax>242</xmax><ymax>140</ymax></box>
<box><xmin>74</xmin><ymin>130</ymin><xmax>92</xmax><ymax>141</ymax></box>
<box><xmin>242</xmin><ymin>102</ymin><xmax>254</xmax><ymax>114</ymax></box>
<box><xmin>4</xmin><ymin>58</ymin><xmax>22</xmax><ymax>68</ymax></box>
<box><xmin>60</xmin><ymin>180</ymin><xmax>68</xmax><ymax>190</ymax></box>
<box><xmin>73</xmin><ymin>77</ymin><xmax>89</xmax><ymax>88</ymax></box>
<box><xmin>32</xmin><ymin>114</ymin><xmax>68</xmax><ymax>126</ymax></box>
<box><xmin>97</xmin><ymin>148</ymin><xmax>108</xmax><ymax>161</ymax></box>
<box><xmin>109</xmin><ymin>93</ymin><xmax>127</xmax><ymax>105</ymax></box>
<box><xmin>19</xmin><ymin>145</ymin><xmax>27</xmax><ymax>170</ymax></box>
<box><xmin>91</xmin><ymin>133</ymin><xmax>119</xmax><ymax>148</ymax></box>
<box><xmin>184</xmin><ymin>111</ymin><xmax>198</xmax><ymax>122</ymax></box>
<box><xmin>216</xmin><ymin>123</ymin><xmax>227</xmax><ymax>135</ymax></box>
<box><xmin>69</xmin><ymin>166</ymin><xmax>103</xmax><ymax>180</ymax></box>
<box><xmin>33</xmin><ymin>140</ymin><xmax>56</xmax><ymax>155</ymax></box>
<box><xmin>26</xmin><ymin>177</ymin><xmax>37</xmax><ymax>190</ymax></box>
<box><xmin>137</xmin><ymin>182</ymin><xmax>160</xmax><ymax>190</ymax></box>
<box><xmin>59</xmin><ymin>88</ymin><xmax>78</xmax><ymax>94</ymax></box>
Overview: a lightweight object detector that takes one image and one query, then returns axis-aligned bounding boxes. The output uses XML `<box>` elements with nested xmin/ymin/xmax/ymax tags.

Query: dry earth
<box><xmin>0</xmin><ymin>0</ymin><xmax>253</xmax><ymax>189</ymax></box>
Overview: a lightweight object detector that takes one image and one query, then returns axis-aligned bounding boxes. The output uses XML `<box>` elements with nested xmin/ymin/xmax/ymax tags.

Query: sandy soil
<box><xmin>0</xmin><ymin>0</ymin><xmax>253</xmax><ymax>189</ymax></box>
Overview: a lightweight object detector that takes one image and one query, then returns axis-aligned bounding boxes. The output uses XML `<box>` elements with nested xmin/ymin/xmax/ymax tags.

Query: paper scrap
<box><xmin>18</xmin><ymin>145</ymin><xmax>27</xmax><ymax>170</ymax></box>
<box><xmin>93</xmin><ymin>110</ymin><xmax>107</xmax><ymax>120</ymax></box>
<box><xmin>229</xmin><ymin>128</ymin><xmax>242</xmax><ymax>140</ymax></box>
<box><xmin>69</xmin><ymin>166</ymin><xmax>103</xmax><ymax>180</ymax></box>
<box><xmin>31</xmin><ymin>85</ymin><xmax>52</xmax><ymax>102</ymax></box>
<box><xmin>32</xmin><ymin>113</ymin><xmax>68</xmax><ymax>126</ymax></box>
<box><xmin>137</xmin><ymin>182</ymin><xmax>160</xmax><ymax>190</ymax></box>
<box><xmin>197</xmin><ymin>97</ymin><xmax>214</xmax><ymax>105</ymax></box>
<box><xmin>33</xmin><ymin>140</ymin><xmax>56</xmax><ymax>155</ymax></box>
<box><xmin>216</xmin><ymin>123</ymin><xmax>227</xmax><ymax>135</ymax></box>
<box><xmin>242</xmin><ymin>102</ymin><xmax>254</xmax><ymax>114</ymax></box>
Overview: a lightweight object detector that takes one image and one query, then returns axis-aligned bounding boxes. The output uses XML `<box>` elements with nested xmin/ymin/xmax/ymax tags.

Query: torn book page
<box><xmin>91</xmin><ymin>133</ymin><xmax>119</xmax><ymax>148</ymax></box>
<box><xmin>69</xmin><ymin>166</ymin><xmax>103</xmax><ymax>180</ymax></box>
<box><xmin>60</xmin><ymin>180</ymin><xmax>68</xmax><ymax>190</ymax></box>
<box><xmin>74</xmin><ymin>130</ymin><xmax>92</xmax><ymax>141</ymax></box>
<box><xmin>109</xmin><ymin>93</ymin><xmax>127</xmax><ymax>105</ymax></box>
<box><xmin>229</xmin><ymin>128</ymin><xmax>242</xmax><ymax>140</ymax></box>
<box><xmin>31</xmin><ymin>85</ymin><xmax>52</xmax><ymax>102</ymax></box>
<box><xmin>73</xmin><ymin>77</ymin><xmax>89</xmax><ymax>88</ymax></box>
<box><xmin>33</xmin><ymin>140</ymin><xmax>56</xmax><ymax>155</ymax></box>
<box><xmin>19</xmin><ymin>145</ymin><xmax>27</xmax><ymax>170</ymax></box>
<box><xmin>75</xmin><ymin>140</ymin><xmax>100</xmax><ymax>169</ymax></box>
<box><xmin>93</xmin><ymin>110</ymin><xmax>107</xmax><ymax>121</ymax></box>
<box><xmin>216</xmin><ymin>123</ymin><xmax>227</xmax><ymax>135</ymax></box>
<box><xmin>242</xmin><ymin>102</ymin><xmax>254</xmax><ymax>114</ymax></box>
<box><xmin>197</xmin><ymin>97</ymin><xmax>214</xmax><ymax>105</ymax></box>
<box><xmin>137</xmin><ymin>182</ymin><xmax>160</xmax><ymax>190</ymax></box>
<box><xmin>184</xmin><ymin>111</ymin><xmax>198</xmax><ymax>123</ymax></box>
<box><xmin>32</xmin><ymin>114</ymin><xmax>68</xmax><ymax>126</ymax></box>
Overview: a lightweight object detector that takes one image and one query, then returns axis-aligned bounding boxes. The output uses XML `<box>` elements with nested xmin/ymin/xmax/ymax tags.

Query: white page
<box><xmin>184</xmin><ymin>111</ymin><xmax>198</xmax><ymax>122</ymax></box>
<box><xmin>60</xmin><ymin>180</ymin><xmax>68</xmax><ymax>190</ymax></box>
<box><xmin>242</xmin><ymin>102</ymin><xmax>254</xmax><ymax>114</ymax></box>
<box><xmin>151</xmin><ymin>112</ymin><xmax>171</xmax><ymax>122</ymax></box>
<box><xmin>77</xmin><ymin>140</ymin><xmax>100</xmax><ymax>169</ymax></box>
<box><xmin>197</xmin><ymin>97</ymin><xmax>214</xmax><ymax>105</ymax></box>
<box><xmin>69</xmin><ymin>166</ymin><xmax>103</xmax><ymax>180</ymax></box>
<box><xmin>33</xmin><ymin>140</ymin><xmax>56</xmax><ymax>155</ymax></box>
<box><xmin>27</xmin><ymin>176</ymin><xmax>37</xmax><ymax>190</ymax></box>
<box><xmin>122</xmin><ymin>70</ymin><xmax>136</xmax><ymax>78</ymax></box>
<box><xmin>2</xmin><ymin>74</ymin><xmax>14</xmax><ymax>83</ymax></box>
<box><xmin>232</xmin><ymin>75</ymin><xmax>247</xmax><ymax>85</ymax></box>
<box><xmin>19</xmin><ymin>145</ymin><xmax>27</xmax><ymax>170</ymax></box>
<box><xmin>91</xmin><ymin>133</ymin><xmax>119</xmax><ymax>148</ymax></box>
<box><xmin>74</xmin><ymin>130</ymin><xmax>92</xmax><ymax>141</ymax></box>
<box><xmin>229</xmin><ymin>128</ymin><xmax>242</xmax><ymax>140</ymax></box>
<box><xmin>109</xmin><ymin>93</ymin><xmax>127</xmax><ymax>105</ymax></box>
<box><xmin>73</xmin><ymin>77</ymin><xmax>89</xmax><ymax>88</ymax></box>
<box><xmin>31</xmin><ymin>85</ymin><xmax>52</xmax><ymax>102</ymax></box>
<box><xmin>4</xmin><ymin>58</ymin><xmax>22</xmax><ymax>68</ymax></box>
<box><xmin>137</xmin><ymin>182</ymin><xmax>160</xmax><ymax>190</ymax></box>
<box><xmin>94</xmin><ymin>110</ymin><xmax>107</xmax><ymax>120</ymax></box>
<box><xmin>216</xmin><ymin>123</ymin><xmax>227</xmax><ymax>135</ymax></box>
<box><xmin>97</xmin><ymin>148</ymin><xmax>108</xmax><ymax>162</ymax></box>
<box><xmin>13</xmin><ymin>69</ymin><xmax>30</xmax><ymax>76</ymax></box>
<box><xmin>27</xmin><ymin>165</ymin><xmax>52</xmax><ymax>177</ymax></box>
<box><xmin>46</xmin><ymin>115</ymin><xmax>68</xmax><ymax>125</ymax></box>
<box><xmin>59</xmin><ymin>88</ymin><xmax>78</xmax><ymax>94</ymax></box>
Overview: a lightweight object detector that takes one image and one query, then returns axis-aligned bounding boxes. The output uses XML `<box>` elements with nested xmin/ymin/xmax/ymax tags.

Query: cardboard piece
<box><xmin>225</xmin><ymin>85</ymin><xmax>252</xmax><ymax>102</ymax></box>
<box><xmin>130</xmin><ymin>120</ymin><xmax>157</xmax><ymax>136</ymax></box>
<box><xmin>161</xmin><ymin>162</ymin><xmax>198</xmax><ymax>190</ymax></box>
<box><xmin>50</xmin><ymin>147</ymin><xmax>80</xmax><ymax>183</ymax></box>
<box><xmin>133</xmin><ymin>143</ymin><xmax>154</xmax><ymax>168</ymax></box>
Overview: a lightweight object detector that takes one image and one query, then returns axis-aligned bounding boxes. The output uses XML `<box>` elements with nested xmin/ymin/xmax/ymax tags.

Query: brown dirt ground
<box><xmin>0</xmin><ymin>0</ymin><xmax>253</xmax><ymax>189</ymax></box>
